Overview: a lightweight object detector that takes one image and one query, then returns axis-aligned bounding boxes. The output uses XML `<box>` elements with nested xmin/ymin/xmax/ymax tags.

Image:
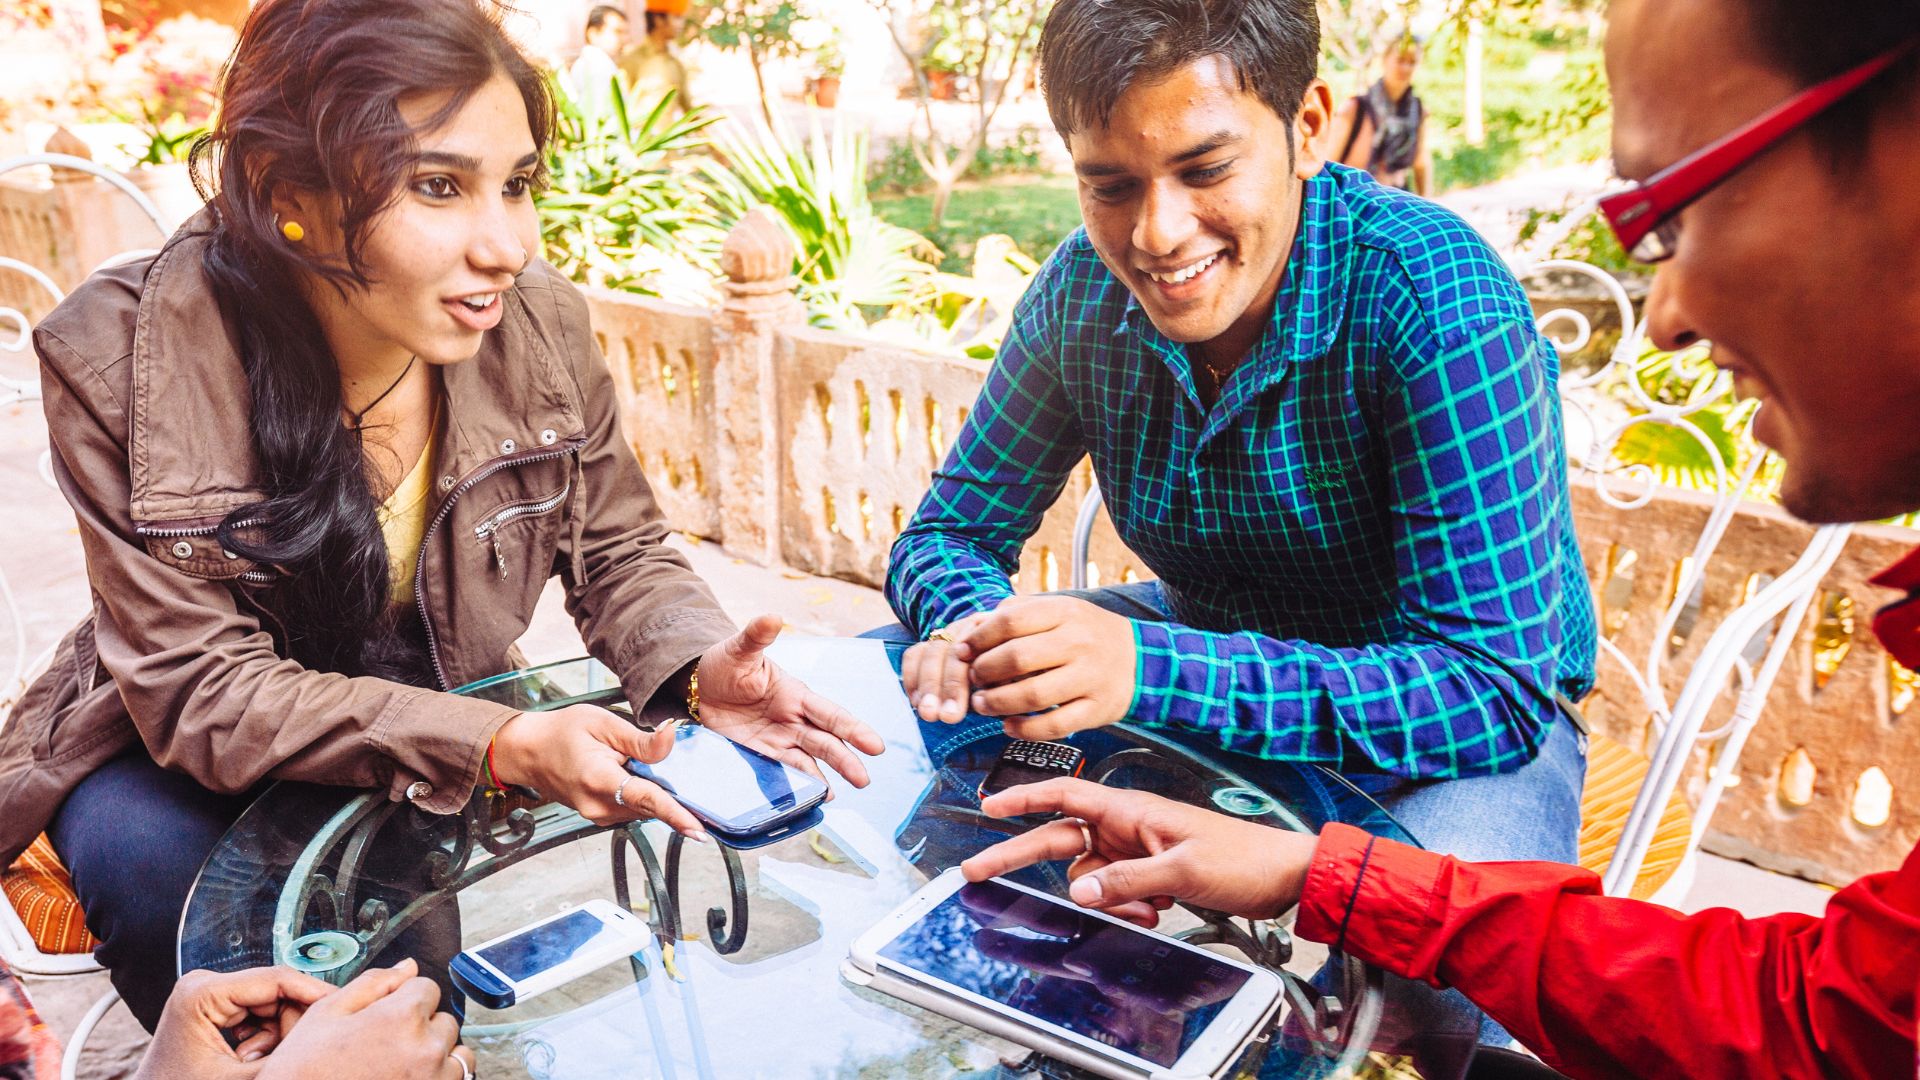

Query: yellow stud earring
<box><xmin>281</xmin><ymin>220</ymin><xmax>305</xmax><ymax>243</ymax></box>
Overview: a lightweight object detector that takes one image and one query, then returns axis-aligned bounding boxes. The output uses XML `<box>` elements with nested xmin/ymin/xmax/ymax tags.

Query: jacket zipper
<box><xmin>134</xmin><ymin>517</ymin><xmax>263</xmax><ymax>538</ymax></box>
<box><xmin>473</xmin><ymin>483</ymin><xmax>572</xmax><ymax>578</ymax></box>
<box><xmin>414</xmin><ymin>441</ymin><xmax>584</xmax><ymax>690</ymax></box>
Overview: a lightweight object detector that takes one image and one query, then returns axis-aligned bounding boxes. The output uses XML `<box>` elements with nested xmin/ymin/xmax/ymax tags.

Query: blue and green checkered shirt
<box><xmin>885</xmin><ymin>164</ymin><xmax>1597</xmax><ymax>780</ymax></box>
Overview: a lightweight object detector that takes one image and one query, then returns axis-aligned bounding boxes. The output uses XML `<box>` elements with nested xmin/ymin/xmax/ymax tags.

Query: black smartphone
<box><xmin>977</xmin><ymin>739</ymin><xmax>1086</xmax><ymax>800</ymax></box>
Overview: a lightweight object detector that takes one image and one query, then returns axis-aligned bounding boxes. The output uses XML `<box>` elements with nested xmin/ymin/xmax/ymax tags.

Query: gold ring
<box><xmin>926</xmin><ymin>626</ymin><xmax>956</xmax><ymax>643</ymax></box>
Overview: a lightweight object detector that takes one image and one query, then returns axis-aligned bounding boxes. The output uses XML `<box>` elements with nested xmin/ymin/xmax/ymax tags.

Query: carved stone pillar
<box><xmin>41</xmin><ymin>128</ymin><xmax>103</xmax><ymax>291</ymax></box>
<box><xmin>712</xmin><ymin>207</ymin><xmax>805</xmax><ymax>566</ymax></box>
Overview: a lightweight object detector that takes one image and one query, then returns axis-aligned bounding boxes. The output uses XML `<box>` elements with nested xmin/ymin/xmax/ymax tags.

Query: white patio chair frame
<box><xmin>0</xmin><ymin>151</ymin><xmax>174</xmax><ymax>1080</ymax></box>
<box><xmin>1067</xmin><ymin>254</ymin><xmax>1849</xmax><ymax>902</ymax></box>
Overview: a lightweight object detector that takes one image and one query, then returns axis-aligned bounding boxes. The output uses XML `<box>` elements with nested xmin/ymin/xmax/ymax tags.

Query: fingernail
<box><xmin>919</xmin><ymin>694</ymin><xmax>938</xmax><ymax>715</ymax></box>
<box><xmin>690</xmin><ymin>830</ymin><xmax>713</xmax><ymax>844</ymax></box>
<box><xmin>943</xmin><ymin>699</ymin><xmax>962</xmax><ymax>718</ymax></box>
<box><xmin>243</xmin><ymin>1051</ymin><xmax>264</xmax><ymax>1062</ymax></box>
<box><xmin>1070</xmin><ymin>875</ymin><xmax>1104</xmax><ymax>904</ymax></box>
<box><xmin>971</xmin><ymin>692</ymin><xmax>986</xmax><ymax>712</ymax></box>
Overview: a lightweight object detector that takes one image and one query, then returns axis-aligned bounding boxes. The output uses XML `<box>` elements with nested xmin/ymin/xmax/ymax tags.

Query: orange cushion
<box><xmin>1578</xmin><ymin>731</ymin><xmax>1695</xmax><ymax>901</ymax></box>
<box><xmin>2</xmin><ymin>834</ymin><xmax>98</xmax><ymax>956</ymax></box>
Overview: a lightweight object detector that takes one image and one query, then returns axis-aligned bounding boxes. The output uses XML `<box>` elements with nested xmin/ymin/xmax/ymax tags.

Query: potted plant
<box><xmin>921</xmin><ymin>50</ymin><xmax>961</xmax><ymax>101</ymax></box>
<box><xmin>120</xmin><ymin>105</ymin><xmax>208</xmax><ymax>225</ymax></box>
<box><xmin>99</xmin><ymin>14</ymin><xmax>232</xmax><ymax>226</ymax></box>
<box><xmin>809</xmin><ymin>31</ymin><xmax>846</xmax><ymax>108</ymax></box>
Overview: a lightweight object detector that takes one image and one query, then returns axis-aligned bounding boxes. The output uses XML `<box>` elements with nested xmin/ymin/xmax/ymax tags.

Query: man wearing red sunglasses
<box><xmin>963</xmin><ymin>1</ymin><xmax>1920</xmax><ymax>1076</ymax></box>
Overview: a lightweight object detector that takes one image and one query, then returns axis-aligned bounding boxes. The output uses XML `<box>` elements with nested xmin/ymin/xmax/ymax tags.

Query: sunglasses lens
<box><xmin>1629</xmin><ymin>220</ymin><xmax>1679</xmax><ymax>264</ymax></box>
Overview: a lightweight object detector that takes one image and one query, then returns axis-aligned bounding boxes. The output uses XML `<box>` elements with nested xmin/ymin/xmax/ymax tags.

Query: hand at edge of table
<box><xmin>960</xmin><ymin>778</ymin><xmax>1318</xmax><ymax>928</ymax></box>
<box><xmin>255</xmin><ymin>960</ymin><xmax>471</xmax><ymax>1080</ymax></box>
<box><xmin>900</xmin><ymin>611</ymin><xmax>994</xmax><ymax>724</ymax></box>
<box><xmin>135</xmin><ymin>960</ymin><xmax>472</xmax><ymax>1080</ymax></box>
<box><xmin>694</xmin><ymin>613</ymin><xmax>888</xmax><ymax>789</ymax></box>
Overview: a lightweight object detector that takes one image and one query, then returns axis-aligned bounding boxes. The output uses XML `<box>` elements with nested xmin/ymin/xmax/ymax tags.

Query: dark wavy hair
<box><xmin>1741</xmin><ymin>0</ymin><xmax>1918</xmax><ymax>164</ymax></box>
<box><xmin>189</xmin><ymin>0</ymin><xmax>553</xmax><ymax>679</ymax></box>
<box><xmin>1037</xmin><ymin>0</ymin><xmax>1320</xmax><ymax>139</ymax></box>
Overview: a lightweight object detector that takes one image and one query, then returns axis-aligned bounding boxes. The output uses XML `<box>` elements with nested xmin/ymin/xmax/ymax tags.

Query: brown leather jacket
<box><xmin>0</xmin><ymin>219</ymin><xmax>736</xmax><ymax>864</ymax></box>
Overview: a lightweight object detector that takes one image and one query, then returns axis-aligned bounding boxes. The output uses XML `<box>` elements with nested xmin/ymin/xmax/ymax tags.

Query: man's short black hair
<box><xmin>1037</xmin><ymin>0</ymin><xmax>1320</xmax><ymax>140</ymax></box>
<box><xmin>645</xmin><ymin>10</ymin><xmax>672</xmax><ymax>34</ymax></box>
<box><xmin>1742</xmin><ymin>0</ymin><xmax>1917</xmax><ymax>159</ymax></box>
<box><xmin>586</xmin><ymin>5</ymin><xmax>626</xmax><ymax>33</ymax></box>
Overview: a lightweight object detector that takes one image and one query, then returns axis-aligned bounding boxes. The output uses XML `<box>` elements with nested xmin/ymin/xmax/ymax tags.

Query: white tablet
<box><xmin>848</xmin><ymin>868</ymin><xmax>1284</xmax><ymax>1080</ymax></box>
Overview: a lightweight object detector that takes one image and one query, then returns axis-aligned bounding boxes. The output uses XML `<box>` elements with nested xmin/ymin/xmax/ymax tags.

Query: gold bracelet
<box><xmin>685</xmin><ymin>663</ymin><xmax>701</xmax><ymax>724</ymax></box>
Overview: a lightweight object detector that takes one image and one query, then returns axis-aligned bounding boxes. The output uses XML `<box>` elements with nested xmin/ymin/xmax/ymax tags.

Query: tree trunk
<box><xmin>745</xmin><ymin>33</ymin><xmax>776</xmax><ymax>128</ymax></box>
<box><xmin>1463</xmin><ymin>17</ymin><xmax>1486</xmax><ymax>146</ymax></box>
<box><xmin>926</xmin><ymin>150</ymin><xmax>968</xmax><ymax>228</ymax></box>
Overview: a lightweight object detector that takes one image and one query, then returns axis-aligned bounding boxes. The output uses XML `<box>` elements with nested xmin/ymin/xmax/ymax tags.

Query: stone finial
<box><xmin>45</xmin><ymin>127</ymin><xmax>95</xmax><ymax>183</ymax></box>
<box><xmin>45</xmin><ymin>127</ymin><xmax>92</xmax><ymax>161</ymax></box>
<box><xmin>721</xmin><ymin>206</ymin><xmax>796</xmax><ymax>285</ymax></box>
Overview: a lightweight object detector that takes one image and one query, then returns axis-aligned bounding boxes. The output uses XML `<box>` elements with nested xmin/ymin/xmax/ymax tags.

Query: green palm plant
<box><xmin>1603</xmin><ymin>340</ymin><xmax>1920</xmax><ymax>527</ymax></box>
<box><xmin>1608</xmin><ymin>341</ymin><xmax>1758</xmax><ymax>492</ymax></box>
<box><xmin>538</xmin><ymin>75</ymin><xmax>728</xmax><ymax>299</ymax></box>
<box><xmin>702</xmin><ymin>109</ymin><xmax>934</xmax><ymax>332</ymax></box>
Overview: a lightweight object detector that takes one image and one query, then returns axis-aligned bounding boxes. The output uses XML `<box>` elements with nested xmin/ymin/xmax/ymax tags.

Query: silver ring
<box><xmin>452</xmin><ymin>1053</ymin><xmax>473</xmax><ymax>1080</ymax></box>
<box><xmin>1075</xmin><ymin>818</ymin><xmax>1093</xmax><ymax>856</ymax></box>
<box><xmin>613</xmin><ymin>776</ymin><xmax>635</xmax><ymax>809</ymax></box>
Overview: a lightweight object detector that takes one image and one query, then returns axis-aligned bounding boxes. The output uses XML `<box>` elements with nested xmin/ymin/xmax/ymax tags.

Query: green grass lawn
<box><xmin>873</xmin><ymin>177</ymin><xmax>1083</xmax><ymax>274</ymax></box>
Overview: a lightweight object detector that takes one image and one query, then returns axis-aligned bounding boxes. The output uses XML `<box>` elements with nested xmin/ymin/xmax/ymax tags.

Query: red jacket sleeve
<box><xmin>1294</xmin><ymin>822</ymin><xmax>1920</xmax><ymax>1080</ymax></box>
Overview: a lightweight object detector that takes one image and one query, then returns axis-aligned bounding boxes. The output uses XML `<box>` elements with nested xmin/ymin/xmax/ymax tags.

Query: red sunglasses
<box><xmin>1600</xmin><ymin>39</ymin><xmax>1920</xmax><ymax>263</ymax></box>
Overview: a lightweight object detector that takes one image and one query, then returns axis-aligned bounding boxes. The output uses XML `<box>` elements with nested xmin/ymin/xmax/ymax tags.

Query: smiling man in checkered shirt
<box><xmin>878</xmin><ymin>0</ymin><xmax>1598</xmax><ymax>1045</ymax></box>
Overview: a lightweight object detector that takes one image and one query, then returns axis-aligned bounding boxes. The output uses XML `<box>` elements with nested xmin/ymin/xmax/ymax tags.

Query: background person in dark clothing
<box><xmin>1328</xmin><ymin>33</ymin><xmax>1432</xmax><ymax>195</ymax></box>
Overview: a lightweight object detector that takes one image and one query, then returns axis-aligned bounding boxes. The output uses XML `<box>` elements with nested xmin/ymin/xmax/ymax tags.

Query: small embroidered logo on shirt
<box><xmin>1305</xmin><ymin>464</ymin><xmax>1349</xmax><ymax>491</ymax></box>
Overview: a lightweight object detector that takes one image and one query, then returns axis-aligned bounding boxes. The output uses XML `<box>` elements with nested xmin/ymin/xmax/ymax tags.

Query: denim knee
<box><xmin>49</xmin><ymin>753</ymin><xmax>253</xmax><ymax>1031</ymax></box>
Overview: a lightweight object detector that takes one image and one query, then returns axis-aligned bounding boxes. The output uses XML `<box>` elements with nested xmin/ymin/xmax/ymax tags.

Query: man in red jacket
<box><xmin>962</xmin><ymin>1</ymin><xmax>1920</xmax><ymax>1077</ymax></box>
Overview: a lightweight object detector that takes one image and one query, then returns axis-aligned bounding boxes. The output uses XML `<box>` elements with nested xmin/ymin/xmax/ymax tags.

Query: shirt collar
<box><xmin>1869</xmin><ymin>544</ymin><xmax>1920</xmax><ymax>669</ymax></box>
<box><xmin>1113</xmin><ymin>167</ymin><xmax>1353</xmax><ymax>377</ymax></box>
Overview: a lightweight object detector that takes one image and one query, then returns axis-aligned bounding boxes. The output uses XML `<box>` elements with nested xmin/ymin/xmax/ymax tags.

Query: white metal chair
<box><xmin>0</xmin><ymin>150</ymin><xmax>173</xmax><ymax>1080</ymax></box>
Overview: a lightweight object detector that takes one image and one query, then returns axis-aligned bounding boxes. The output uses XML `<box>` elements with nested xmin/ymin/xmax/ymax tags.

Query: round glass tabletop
<box><xmin>180</xmin><ymin>638</ymin><xmax>1451</xmax><ymax>1079</ymax></box>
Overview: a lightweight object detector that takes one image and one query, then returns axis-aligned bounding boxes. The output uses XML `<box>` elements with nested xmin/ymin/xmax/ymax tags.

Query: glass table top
<box><xmin>180</xmin><ymin>637</ymin><xmax>1459</xmax><ymax>1079</ymax></box>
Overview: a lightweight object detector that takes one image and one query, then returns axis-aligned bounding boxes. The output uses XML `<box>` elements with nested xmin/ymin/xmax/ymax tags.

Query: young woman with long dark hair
<box><xmin>0</xmin><ymin>0</ymin><xmax>883</xmax><ymax>1030</ymax></box>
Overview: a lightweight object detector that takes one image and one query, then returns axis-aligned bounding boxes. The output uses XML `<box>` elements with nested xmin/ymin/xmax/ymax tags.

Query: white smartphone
<box><xmin>448</xmin><ymin>898</ymin><xmax>651</xmax><ymax>1010</ymax></box>
<box><xmin>848</xmin><ymin>868</ymin><xmax>1285</xmax><ymax>1080</ymax></box>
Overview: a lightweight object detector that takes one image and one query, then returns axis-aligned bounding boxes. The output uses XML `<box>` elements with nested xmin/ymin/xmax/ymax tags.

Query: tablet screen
<box><xmin>877</xmin><ymin>880</ymin><xmax>1252</xmax><ymax>1067</ymax></box>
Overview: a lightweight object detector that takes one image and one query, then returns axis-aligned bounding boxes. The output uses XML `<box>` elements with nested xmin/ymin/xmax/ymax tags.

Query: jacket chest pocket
<box><xmin>471</xmin><ymin>481</ymin><xmax>571</xmax><ymax>579</ymax></box>
<box><xmin>141</xmin><ymin>530</ymin><xmax>274</xmax><ymax>584</ymax></box>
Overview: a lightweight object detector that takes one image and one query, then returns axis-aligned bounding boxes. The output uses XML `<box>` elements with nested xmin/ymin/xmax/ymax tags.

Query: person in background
<box><xmin>964</xmin><ymin>1</ymin><xmax>1920</xmax><ymax>1075</ymax></box>
<box><xmin>1326</xmin><ymin>32</ymin><xmax>1432</xmax><ymax>196</ymax></box>
<box><xmin>620</xmin><ymin>0</ymin><xmax>693</xmax><ymax>112</ymax></box>
<box><xmin>567</xmin><ymin>4</ymin><xmax>629</xmax><ymax>112</ymax></box>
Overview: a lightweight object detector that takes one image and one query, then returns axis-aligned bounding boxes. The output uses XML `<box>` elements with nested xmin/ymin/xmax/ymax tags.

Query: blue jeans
<box><xmin>864</xmin><ymin>581</ymin><xmax>1587</xmax><ymax>1054</ymax></box>
<box><xmin>50</xmin><ymin>750</ymin><xmax>464</xmax><ymax>1032</ymax></box>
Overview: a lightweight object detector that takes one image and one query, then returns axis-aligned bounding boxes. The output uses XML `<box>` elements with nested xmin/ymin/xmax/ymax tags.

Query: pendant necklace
<box><xmin>344</xmin><ymin>355</ymin><xmax>418</xmax><ymax>432</ymax></box>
